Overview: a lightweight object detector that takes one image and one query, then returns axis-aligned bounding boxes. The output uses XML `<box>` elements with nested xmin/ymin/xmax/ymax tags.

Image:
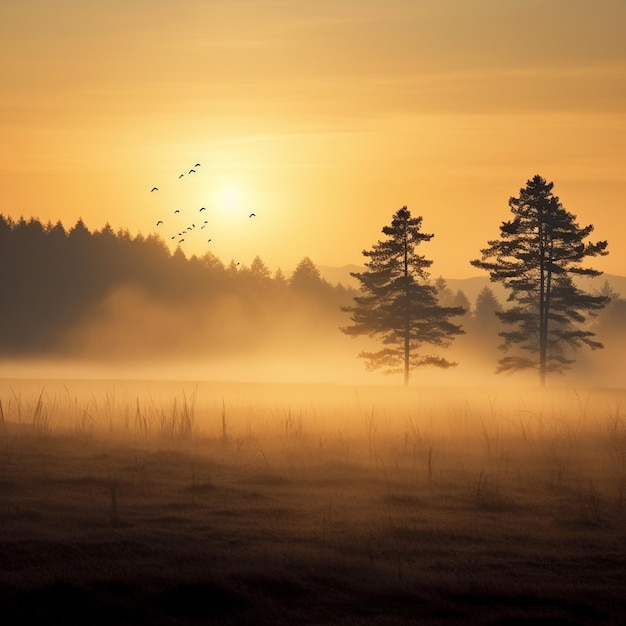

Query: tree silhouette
<box><xmin>471</xmin><ymin>175</ymin><xmax>609</xmax><ymax>385</ymax></box>
<box><xmin>289</xmin><ymin>257</ymin><xmax>332</xmax><ymax>295</ymax></box>
<box><xmin>250</xmin><ymin>255</ymin><xmax>272</xmax><ymax>282</ymax></box>
<box><xmin>342</xmin><ymin>207</ymin><xmax>465</xmax><ymax>386</ymax></box>
<box><xmin>473</xmin><ymin>286</ymin><xmax>502</xmax><ymax>333</ymax></box>
<box><xmin>273</xmin><ymin>267</ymin><xmax>287</xmax><ymax>287</ymax></box>
<box><xmin>468</xmin><ymin>286</ymin><xmax>503</xmax><ymax>361</ymax></box>
<box><xmin>590</xmin><ymin>281</ymin><xmax>626</xmax><ymax>343</ymax></box>
<box><xmin>434</xmin><ymin>277</ymin><xmax>455</xmax><ymax>307</ymax></box>
<box><xmin>451</xmin><ymin>289</ymin><xmax>471</xmax><ymax>315</ymax></box>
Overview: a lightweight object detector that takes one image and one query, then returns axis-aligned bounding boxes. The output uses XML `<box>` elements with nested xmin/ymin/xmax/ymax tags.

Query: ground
<box><xmin>0</xmin><ymin>381</ymin><xmax>625</xmax><ymax>624</ymax></box>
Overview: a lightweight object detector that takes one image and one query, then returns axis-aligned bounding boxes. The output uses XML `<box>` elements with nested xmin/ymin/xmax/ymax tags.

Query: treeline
<box><xmin>0</xmin><ymin>214</ymin><xmax>623</xmax><ymax>375</ymax></box>
<box><xmin>0</xmin><ymin>215</ymin><xmax>349</xmax><ymax>358</ymax></box>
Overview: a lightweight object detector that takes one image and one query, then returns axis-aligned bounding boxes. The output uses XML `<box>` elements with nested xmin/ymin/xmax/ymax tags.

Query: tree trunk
<box><xmin>403</xmin><ymin>226</ymin><xmax>410</xmax><ymax>386</ymax></box>
<box><xmin>404</xmin><ymin>327</ymin><xmax>409</xmax><ymax>386</ymax></box>
<box><xmin>539</xmin><ymin>238</ymin><xmax>554</xmax><ymax>388</ymax></box>
<box><xmin>538</xmin><ymin>224</ymin><xmax>548</xmax><ymax>387</ymax></box>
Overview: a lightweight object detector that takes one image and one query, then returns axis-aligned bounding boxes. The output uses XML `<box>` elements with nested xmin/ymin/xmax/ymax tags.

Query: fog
<box><xmin>1</xmin><ymin>277</ymin><xmax>621</xmax><ymax>389</ymax></box>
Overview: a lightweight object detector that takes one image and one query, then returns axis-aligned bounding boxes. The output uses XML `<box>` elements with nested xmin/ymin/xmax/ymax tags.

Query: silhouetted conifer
<box><xmin>290</xmin><ymin>257</ymin><xmax>331</xmax><ymax>295</ymax></box>
<box><xmin>471</xmin><ymin>175</ymin><xmax>609</xmax><ymax>385</ymax></box>
<box><xmin>342</xmin><ymin>207</ymin><xmax>465</xmax><ymax>386</ymax></box>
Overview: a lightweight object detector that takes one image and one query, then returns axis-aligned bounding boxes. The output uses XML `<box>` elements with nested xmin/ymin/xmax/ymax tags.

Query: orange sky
<box><xmin>2</xmin><ymin>0</ymin><xmax>625</xmax><ymax>279</ymax></box>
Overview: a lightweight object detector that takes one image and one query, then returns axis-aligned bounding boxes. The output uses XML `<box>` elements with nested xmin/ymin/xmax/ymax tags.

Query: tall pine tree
<box><xmin>470</xmin><ymin>175</ymin><xmax>609</xmax><ymax>385</ymax></box>
<box><xmin>342</xmin><ymin>207</ymin><xmax>465</xmax><ymax>385</ymax></box>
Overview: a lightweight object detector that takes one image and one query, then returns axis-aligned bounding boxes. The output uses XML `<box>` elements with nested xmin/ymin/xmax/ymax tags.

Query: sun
<box><xmin>215</xmin><ymin>184</ymin><xmax>246</xmax><ymax>213</ymax></box>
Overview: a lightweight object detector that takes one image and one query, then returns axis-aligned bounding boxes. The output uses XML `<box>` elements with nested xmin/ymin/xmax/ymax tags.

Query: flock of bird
<box><xmin>149</xmin><ymin>162</ymin><xmax>257</xmax><ymax>251</ymax></box>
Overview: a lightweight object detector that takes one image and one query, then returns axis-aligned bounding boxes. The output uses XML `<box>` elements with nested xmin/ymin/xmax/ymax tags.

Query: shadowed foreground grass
<box><xmin>0</xmin><ymin>381</ymin><xmax>625</xmax><ymax>624</ymax></box>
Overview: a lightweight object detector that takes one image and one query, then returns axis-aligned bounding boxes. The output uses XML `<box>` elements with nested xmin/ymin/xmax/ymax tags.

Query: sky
<box><xmin>2</xmin><ymin>0</ymin><xmax>625</xmax><ymax>280</ymax></box>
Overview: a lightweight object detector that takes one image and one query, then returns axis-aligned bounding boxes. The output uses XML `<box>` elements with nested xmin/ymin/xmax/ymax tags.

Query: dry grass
<box><xmin>0</xmin><ymin>379</ymin><xmax>625</xmax><ymax>624</ymax></box>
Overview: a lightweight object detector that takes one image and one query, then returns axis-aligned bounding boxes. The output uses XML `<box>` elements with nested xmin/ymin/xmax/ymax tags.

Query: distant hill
<box><xmin>318</xmin><ymin>265</ymin><xmax>626</xmax><ymax>307</ymax></box>
<box><xmin>317</xmin><ymin>265</ymin><xmax>363</xmax><ymax>289</ymax></box>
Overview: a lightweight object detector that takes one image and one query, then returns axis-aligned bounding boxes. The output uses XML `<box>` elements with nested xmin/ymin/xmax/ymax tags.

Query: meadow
<box><xmin>0</xmin><ymin>379</ymin><xmax>625</xmax><ymax>624</ymax></box>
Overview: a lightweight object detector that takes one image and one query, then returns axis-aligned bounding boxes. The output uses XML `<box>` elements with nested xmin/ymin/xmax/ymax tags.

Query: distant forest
<box><xmin>0</xmin><ymin>215</ymin><xmax>351</xmax><ymax>360</ymax></box>
<box><xmin>1</xmin><ymin>215</ymin><xmax>624</xmax><ymax>380</ymax></box>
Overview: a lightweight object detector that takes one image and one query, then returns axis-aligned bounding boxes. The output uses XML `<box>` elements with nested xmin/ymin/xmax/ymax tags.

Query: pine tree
<box><xmin>289</xmin><ymin>257</ymin><xmax>327</xmax><ymax>293</ymax></box>
<box><xmin>469</xmin><ymin>286</ymin><xmax>503</xmax><ymax>359</ymax></box>
<box><xmin>342</xmin><ymin>206</ymin><xmax>465</xmax><ymax>386</ymax></box>
<box><xmin>250</xmin><ymin>255</ymin><xmax>272</xmax><ymax>280</ymax></box>
<box><xmin>470</xmin><ymin>175</ymin><xmax>609</xmax><ymax>385</ymax></box>
<box><xmin>473</xmin><ymin>286</ymin><xmax>502</xmax><ymax>332</ymax></box>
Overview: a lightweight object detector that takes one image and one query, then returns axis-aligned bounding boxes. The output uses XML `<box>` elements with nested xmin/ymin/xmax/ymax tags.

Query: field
<box><xmin>1</xmin><ymin>379</ymin><xmax>625</xmax><ymax>624</ymax></box>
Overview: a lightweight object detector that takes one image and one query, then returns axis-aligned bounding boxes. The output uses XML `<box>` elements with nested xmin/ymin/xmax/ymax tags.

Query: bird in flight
<box><xmin>189</xmin><ymin>169</ymin><xmax>196</xmax><ymax>174</ymax></box>
<box><xmin>194</xmin><ymin>163</ymin><xmax>201</xmax><ymax>167</ymax></box>
<box><xmin>156</xmin><ymin>220</ymin><xmax>163</xmax><ymax>226</ymax></box>
<box><xmin>179</xmin><ymin>238</ymin><xmax>185</xmax><ymax>243</ymax></box>
<box><xmin>151</xmin><ymin>187</ymin><xmax>158</xmax><ymax>192</ymax></box>
<box><xmin>174</xmin><ymin>209</ymin><xmax>180</xmax><ymax>213</ymax></box>
<box><xmin>178</xmin><ymin>174</ymin><xmax>184</xmax><ymax>179</ymax></box>
<box><xmin>249</xmin><ymin>213</ymin><xmax>256</xmax><ymax>218</ymax></box>
<box><xmin>199</xmin><ymin>207</ymin><xmax>206</xmax><ymax>211</ymax></box>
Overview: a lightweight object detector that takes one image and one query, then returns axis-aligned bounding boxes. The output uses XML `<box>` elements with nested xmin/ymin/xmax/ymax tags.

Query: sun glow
<box><xmin>214</xmin><ymin>184</ymin><xmax>247</xmax><ymax>213</ymax></box>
